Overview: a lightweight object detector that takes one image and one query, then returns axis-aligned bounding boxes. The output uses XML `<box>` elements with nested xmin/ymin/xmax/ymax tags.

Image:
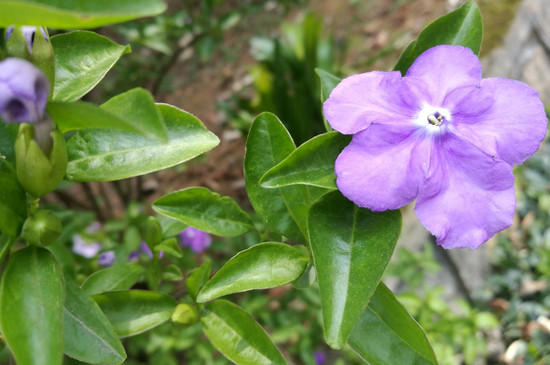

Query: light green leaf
<box><xmin>154</xmin><ymin>237</ymin><xmax>183</xmax><ymax>258</ymax></box>
<box><xmin>66</xmin><ymin>104</ymin><xmax>219</xmax><ymax>181</ymax></box>
<box><xmin>308</xmin><ymin>191</ymin><xmax>401</xmax><ymax>349</ymax></box>
<box><xmin>161</xmin><ymin>264</ymin><xmax>184</xmax><ymax>281</ymax></box>
<box><xmin>64</xmin><ymin>277</ymin><xmax>126</xmax><ymax>364</ymax></box>
<box><xmin>393</xmin><ymin>1</ymin><xmax>482</xmax><ymax>74</ymax></box>
<box><xmin>0</xmin><ymin>247</ymin><xmax>64</xmax><ymax>365</ymax></box>
<box><xmin>153</xmin><ymin>187</ymin><xmax>255</xmax><ymax>237</ymax></box>
<box><xmin>201</xmin><ymin>300</ymin><xmax>286</xmax><ymax>365</ymax></box>
<box><xmin>81</xmin><ymin>264</ymin><xmax>144</xmax><ymax>296</ymax></box>
<box><xmin>348</xmin><ymin>283</ymin><xmax>438</xmax><ymax>365</ymax></box>
<box><xmin>186</xmin><ymin>260</ymin><xmax>211</xmax><ymax>302</ymax></box>
<box><xmin>260</xmin><ymin>131</ymin><xmax>351</xmax><ymax>190</ymax></box>
<box><xmin>0</xmin><ymin>0</ymin><xmax>166</xmax><ymax>29</ymax></box>
<box><xmin>52</xmin><ymin>31</ymin><xmax>130</xmax><ymax>102</ymax></box>
<box><xmin>92</xmin><ymin>290</ymin><xmax>177</xmax><ymax>338</ymax></box>
<box><xmin>197</xmin><ymin>242</ymin><xmax>309</xmax><ymax>303</ymax></box>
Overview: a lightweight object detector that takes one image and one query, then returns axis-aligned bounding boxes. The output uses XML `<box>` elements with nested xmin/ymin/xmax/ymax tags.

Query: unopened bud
<box><xmin>171</xmin><ymin>303</ymin><xmax>198</xmax><ymax>328</ymax></box>
<box><xmin>22</xmin><ymin>209</ymin><xmax>62</xmax><ymax>246</ymax></box>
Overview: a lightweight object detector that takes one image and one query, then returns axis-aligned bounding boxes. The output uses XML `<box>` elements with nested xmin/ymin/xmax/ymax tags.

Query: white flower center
<box><xmin>413</xmin><ymin>103</ymin><xmax>451</xmax><ymax>135</ymax></box>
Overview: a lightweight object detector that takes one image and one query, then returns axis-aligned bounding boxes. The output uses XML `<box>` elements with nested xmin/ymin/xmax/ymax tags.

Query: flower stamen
<box><xmin>427</xmin><ymin>112</ymin><xmax>443</xmax><ymax>126</ymax></box>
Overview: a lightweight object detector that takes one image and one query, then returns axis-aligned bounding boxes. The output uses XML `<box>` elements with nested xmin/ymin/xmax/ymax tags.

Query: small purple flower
<box><xmin>6</xmin><ymin>26</ymin><xmax>49</xmax><ymax>54</ymax></box>
<box><xmin>180</xmin><ymin>227</ymin><xmax>212</xmax><ymax>253</ymax></box>
<box><xmin>98</xmin><ymin>250</ymin><xmax>116</xmax><ymax>267</ymax></box>
<box><xmin>0</xmin><ymin>58</ymin><xmax>49</xmax><ymax>123</ymax></box>
<box><xmin>140</xmin><ymin>241</ymin><xmax>163</xmax><ymax>259</ymax></box>
<box><xmin>128</xmin><ymin>250</ymin><xmax>140</xmax><ymax>262</ymax></box>
<box><xmin>72</xmin><ymin>234</ymin><xmax>102</xmax><ymax>258</ymax></box>
<box><xmin>324</xmin><ymin>45</ymin><xmax>548</xmax><ymax>249</ymax></box>
<box><xmin>314</xmin><ymin>351</ymin><xmax>327</xmax><ymax>365</ymax></box>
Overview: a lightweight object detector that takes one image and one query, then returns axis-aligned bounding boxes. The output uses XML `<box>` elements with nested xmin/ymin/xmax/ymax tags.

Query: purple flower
<box><xmin>98</xmin><ymin>250</ymin><xmax>116</xmax><ymax>267</ymax></box>
<box><xmin>314</xmin><ymin>351</ymin><xmax>326</xmax><ymax>365</ymax></box>
<box><xmin>140</xmin><ymin>241</ymin><xmax>163</xmax><ymax>259</ymax></box>
<box><xmin>6</xmin><ymin>26</ymin><xmax>49</xmax><ymax>54</ymax></box>
<box><xmin>180</xmin><ymin>227</ymin><xmax>212</xmax><ymax>253</ymax></box>
<box><xmin>324</xmin><ymin>45</ymin><xmax>547</xmax><ymax>249</ymax></box>
<box><xmin>128</xmin><ymin>250</ymin><xmax>140</xmax><ymax>262</ymax></box>
<box><xmin>72</xmin><ymin>234</ymin><xmax>102</xmax><ymax>258</ymax></box>
<box><xmin>0</xmin><ymin>58</ymin><xmax>49</xmax><ymax>123</ymax></box>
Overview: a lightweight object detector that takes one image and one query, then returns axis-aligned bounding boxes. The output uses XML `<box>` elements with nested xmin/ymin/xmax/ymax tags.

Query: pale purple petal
<box><xmin>415</xmin><ymin>135</ymin><xmax>515</xmax><ymax>249</ymax></box>
<box><xmin>98</xmin><ymin>250</ymin><xmax>116</xmax><ymax>267</ymax></box>
<box><xmin>314</xmin><ymin>351</ymin><xmax>327</xmax><ymax>365</ymax></box>
<box><xmin>72</xmin><ymin>234</ymin><xmax>102</xmax><ymax>258</ymax></box>
<box><xmin>324</xmin><ymin>71</ymin><xmax>427</xmax><ymax>134</ymax></box>
<box><xmin>180</xmin><ymin>227</ymin><xmax>212</xmax><ymax>253</ymax></box>
<box><xmin>448</xmin><ymin>78</ymin><xmax>547</xmax><ymax>166</ymax></box>
<box><xmin>406</xmin><ymin>45</ymin><xmax>481</xmax><ymax>105</ymax></box>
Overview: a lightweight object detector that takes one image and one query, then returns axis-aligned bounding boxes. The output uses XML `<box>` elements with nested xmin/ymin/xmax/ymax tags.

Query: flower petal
<box><xmin>406</xmin><ymin>45</ymin><xmax>481</xmax><ymax>106</ymax></box>
<box><xmin>448</xmin><ymin>77</ymin><xmax>547</xmax><ymax>166</ymax></box>
<box><xmin>324</xmin><ymin>71</ymin><xmax>426</xmax><ymax>134</ymax></box>
<box><xmin>335</xmin><ymin>123</ymin><xmax>429</xmax><ymax>211</ymax></box>
<box><xmin>415</xmin><ymin>134</ymin><xmax>515</xmax><ymax>249</ymax></box>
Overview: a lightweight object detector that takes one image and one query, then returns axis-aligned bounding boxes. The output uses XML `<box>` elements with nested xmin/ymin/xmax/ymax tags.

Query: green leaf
<box><xmin>81</xmin><ymin>264</ymin><xmax>144</xmax><ymax>296</ymax></box>
<box><xmin>308</xmin><ymin>191</ymin><xmax>401</xmax><ymax>349</ymax></box>
<box><xmin>197</xmin><ymin>242</ymin><xmax>309</xmax><ymax>303</ymax></box>
<box><xmin>316</xmin><ymin>68</ymin><xmax>341</xmax><ymax>103</ymax></box>
<box><xmin>0</xmin><ymin>122</ymin><xmax>19</xmax><ymax>169</ymax></box>
<box><xmin>0</xmin><ymin>0</ymin><xmax>166</xmax><ymax>29</ymax></box>
<box><xmin>51</xmin><ymin>31</ymin><xmax>131</xmax><ymax>102</ymax></box>
<box><xmin>0</xmin><ymin>247</ymin><xmax>64</xmax><ymax>365</ymax></box>
<box><xmin>393</xmin><ymin>1</ymin><xmax>483</xmax><ymax>74</ymax></box>
<box><xmin>260</xmin><ymin>131</ymin><xmax>351</xmax><ymax>190</ymax></box>
<box><xmin>64</xmin><ymin>276</ymin><xmax>126</xmax><ymax>364</ymax></box>
<box><xmin>0</xmin><ymin>173</ymin><xmax>27</xmax><ymax>237</ymax></box>
<box><xmin>66</xmin><ymin>104</ymin><xmax>219</xmax><ymax>181</ymax></box>
<box><xmin>153</xmin><ymin>187</ymin><xmax>255</xmax><ymax>237</ymax></box>
<box><xmin>201</xmin><ymin>300</ymin><xmax>286</xmax><ymax>365</ymax></box>
<box><xmin>186</xmin><ymin>260</ymin><xmax>211</xmax><ymax>302</ymax></box>
<box><xmin>92</xmin><ymin>290</ymin><xmax>177</xmax><ymax>338</ymax></box>
<box><xmin>161</xmin><ymin>264</ymin><xmax>183</xmax><ymax>281</ymax></box>
<box><xmin>154</xmin><ymin>237</ymin><xmax>183</xmax><ymax>258</ymax></box>
<box><xmin>348</xmin><ymin>283</ymin><xmax>437</xmax><ymax>365</ymax></box>
<box><xmin>245</xmin><ymin>112</ymin><xmax>325</xmax><ymax>241</ymax></box>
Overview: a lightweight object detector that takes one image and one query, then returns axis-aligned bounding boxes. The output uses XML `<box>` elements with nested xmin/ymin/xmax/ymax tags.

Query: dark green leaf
<box><xmin>316</xmin><ymin>68</ymin><xmax>341</xmax><ymax>103</ymax></box>
<box><xmin>186</xmin><ymin>260</ymin><xmax>211</xmax><ymax>302</ymax></box>
<box><xmin>81</xmin><ymin>264</ymin><xmax>144</xmax><ymax>296</ymax></box>
<box><xmin>393</xmin><ymin>1</ymin><xmax>482</xmax><ymax>74</ymax></box>
<box><xmin>0</xmin><ymin>0</ymin><xmax>166</xmax><ymax>29</ymax></box>
<box><xmin>245</xmin><ymin>112</ymin><xmax>325</xmax><ymax>241</ymax></box>
<box><xmin>0</xmin><ymin>122</ymin><xmax>18</xmax><ymax>169</ymax></box>
<box><xmin>0</xmin><ymin>247</ymin><xmax>64</xmax><ymax>365</ymax></box>
<box><xmin>201</xmin><ymin>300</ymin><xmax>286</xmax><ymax>365</ymax></box>
<box><xmin>64</xmin><ymin>277</ymin><xmax>126</xmax><ymax>364</ymax></box>
<box><xmin>348</xmin><ymin>283</ymin><xmax>437</xmax><ymax>365</ymax></box>
<box><xmin>260</xmin><ymin>132</ymin><xmax>351</xmax><ymax>190</ymax></box>
<box><xmin>0</xmin><ymin>173</ymin><xmax>27</xmax><ymax>237</ymax></box>
<box><xmin>51</xmin><ymin>31</ymin><xmax>130</xmax><ymax>102</ymax></box>
<box><xmin>308</xmin><ymin>191</ymin><xmax>401</xmax><ymax>349</ymax></box>
<box><xmin>197</xmin><ymin>242</ymin><xmax>309</xmax><ymax>303</ymax></box>
<box><xmin>66</xmin><ymin>104</ymin><xmax>219</xmax><ymax>181</ymax></box>
<box><xmin>92</xmin><ymin>290</ymin><xmax>177</xmax><ymax>338</ymax></box>
<box><xmin>153</xmin><ymin>187</ymin><xmax>255</xmax><ymax>237</ymax></box>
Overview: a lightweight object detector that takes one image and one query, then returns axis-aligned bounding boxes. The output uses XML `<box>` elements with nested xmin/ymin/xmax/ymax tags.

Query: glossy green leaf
<box><xmin>260</xmin><ymin>132</ymin><xmax>351</xmax><ymax>190</ymax></box>
<box><xmin>64</xmin><ymin>277</ymin><xmax>126</xmax><ymax>364</ymax></box>
<box><xmin>0</xmin><ymin>247</ymin><xmax>64</xmax><ymax>365</ymax></box>
<box><xmin>0</xmin><ymin>173</ymin><xmax>27</xmax><ymax>237</ymax></box>
<box><xmin>52</xmin><ymin>31</ymin><xmax>131</xmax><ymax>102</ymax></box>
<box><xmin>393</xmin><ymin>1</ymin><xmax>482</xmax><ymax>74</ymax></box>
<box><xmin>245</xmin><ymin>112</ymin><xmax>325</xmax><ymax>241</ymax></box>
<box><xmin>0</xmin><ymin>0</ymin><xmax>166</xmax><ymax>29</ymax></box>
<box><xmin>348</xmin><ymin>283</ymin><xmax>437</xmax><ymax>365</ymax></box>
<box><xmin>66</xmin><ymin>104</ymin><xmax>219</xmax><ymax>181</ymax></box>
<box><xmin>81</xmin><ymin>264</ymin><xmax>144</xmax><ymax>296</ymax></box>
<box><xmin>308</xmin><ymin>191</ymin><xmax>401</xmax><ymax>349</ymax></box>
<box><xmin>186</xmin><ymin>260</ymin><xmax>211</xmax><ymax>302</ymax></box>
<box><xmin>92</xmin><ymin>290</ymin><xmax>177</xmax><ymax>338</ymax></box>
<box><xmin>197</xmin><ymin>242</ymin><xmax>309</xmax><ymax>303</ymax></box>
<box><xmin>153</xmin><ymin>187</ymin><xmax>255</xmax><ymax>237</ymax></box>
<box><xmin>201</xmin><ymin>300</ymin><xmax>286</xmax><ymax>365</ymax></box>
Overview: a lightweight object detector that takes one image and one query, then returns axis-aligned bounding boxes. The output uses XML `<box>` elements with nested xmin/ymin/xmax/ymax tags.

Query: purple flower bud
<box><xmin>140</xmin><ymin>241</ymin><xmax>163</xmax><ymax>259</ymax></box>
<box><xmin>72</xmin><ymin>234</ymin><xmax>102</xmax><ymax>258</ymax></box>
<box><xmin>314</xmin><ymin>351</ymin><xmax>326</xmax><ymax>365</ymax></box>
<box><xmin>98</xmin><ymin>250</ymin><xmax>116</xmax><ymax>267</ymax></box>
<box><xmin>0</xmin><ymin>58</ymin><xmax>49</xmax><ymax>123</ymax></box>
<box><xmin>180</xmin><ymin>227</ymin><xmax>212</xmax><ymax>253</ymax></box>
<box><xmin>6</xmin><ymin>26</ymin><xmax>49</xmax><ymax>54</ymax></box>
<box><xmin>128</xmin><ymin>250</ymin><xmax>140</xmax><ymax>262</ymax></box>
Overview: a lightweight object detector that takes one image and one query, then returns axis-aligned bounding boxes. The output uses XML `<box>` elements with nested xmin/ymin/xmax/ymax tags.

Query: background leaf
<box><xmin>348</xmin><ymin>283</ymin><xmax>438</xmax><ymax>365</ymax></box>
<box><xmin>66</xmin><ymin>104</ymin><xmax>219</xmax><ymax>181</ymax></box>
<box><xmin>308</xmin><ymin>191</ymin><xmax>401</xmax><ymax>349</ymax></box>
<box><xmin>153</xmin><ymin>187</ymin><xmax>255</xmax><ymax>237</ymax></box>
<box><xmin>52</xmin><ymin>31</ymin><xmax>130</xmax><ymax>102</ymax></box>
<box><xmin>197</xmin><ymin>242</ymin><xmax>309</xmax><ymax>303</ymax></box>
<box><xmin>64</xmin><ymin>277</ymin><xmax>126</xmax><ymax>364</ymax></box>
<box><xmin>201</xmin><ymin>300</ymin><xmax>286</xmax><ymax>365</ymax></box>
<box><xmin>81</xmin><ymin>264</ymin><xmax>144</xmax><ymax>296</ymax></box>
<box><xmin>186</xmin><ymin>260</ymin><xmax>212</xmax><ymax>302</ymax></box>
<box><xmin>0</xmin><ymin>0</ymin><xmax>166</xmax><ymax>29</ymax></box>
<box><xmin>92</xmin><ymin>290</ymin><xmax>177</xmax><ymax>338</ymax></box>
<box><xmin>0</xmin><ymin>247</ymin><xmax>64</xmax><ymax>365</ymax></box>
<box><xmin>393</xmin><ymin>1</ymin><xmax>482</xmax><ymax>74</ymax></box>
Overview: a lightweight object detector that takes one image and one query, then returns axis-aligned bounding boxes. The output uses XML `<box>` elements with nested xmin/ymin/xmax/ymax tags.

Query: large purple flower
<box><xmin>0</xmin><ymin>57</ymin><xmax>49</xmax><ymax>123</ymax></box>
<box><xmin>324</xmin><ymin>45</ymin><xmax>547</xmax><ymax>249</ymax></box>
